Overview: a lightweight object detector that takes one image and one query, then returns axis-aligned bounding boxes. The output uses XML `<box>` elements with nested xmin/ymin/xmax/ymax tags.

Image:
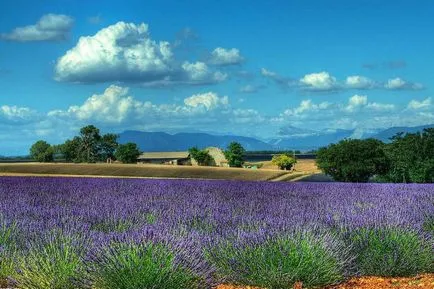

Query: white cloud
<box><xmin>345</xmin><ymin>95</ymin><xmax>368</xmax><ymax>112</ymax></box>
<box><xmin>366</xmin><ymin>102</ymin><xmax>395</xmax><ymax>111</ymax></box>
<box><xmin>1</xmin><ymin>14</ymin><xmax>73</xmax><ymax>42</ymax></box>
<box><xmin>345</xmin><ymin>76</ymin><xmax>375</xmax><ymax>89</ymax></box>
<box><xmin>0</xmin><ymin>105</ymin><xmax>39</xmax><ymax>124</ymax></box>
<box><xmin>184</xmin><ymin>92</ymin><xmax>229</xmax><ymax>110</ymax></box>
<box><xmin>407</xmin><ymin>97</ymin><xmax>432</xmax><ymax>110</ymax></box>
<box><xmin>239</xmin><ymin>84</ymin><xmax>265</xmax><ymax>93</ymax></box>
<box><xmin>230</xmin><ymin>109</ymin><xmax>264</xmax><ymax>124</ymax></box>
<box><xmin>209</xmin><ymin>47</ymin><xmax>244</xmax><ymax>66</ymax></box>
<box><xmin>384</xmin><ymin>77</ymin><xmax>423</xmax><ymax>90</ymax></box>
<box><xmin>55</xmin><ymin>22</ymin><xmax>226</xmax><ymax>86</ymax></box>
<box><xmin>299</xmin><ymin>72</ymin><xmax>339</xmax><ymax>91</ymax></box>
<box><xmin>261</xmin><ymin>68</ymin><xmax>277</xmax><ymax>78</ymax></box>
<box><xmin>283</xmin><ymin>99</ymin><xmax>332</xmax><ymax>117</ymax></box>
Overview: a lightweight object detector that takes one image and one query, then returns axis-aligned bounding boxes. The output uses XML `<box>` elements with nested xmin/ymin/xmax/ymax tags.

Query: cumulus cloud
<box><xmin>54</xmin><ymin>22</ymin><xmax>226</xmax><ymax>86</ymax></box>
<box><xmin>299</xmin><ymin>72</ymin><xmax>339</xmax><ymax>92</ymax></box>
<box><xmin>407</xmin><ymin>97</ymin><xmax>432</xmax><ymax>110</ymax></box>
<box><xmin>184</xmin><ymin>92</ymin><xmax>229</xmax><ymax>110</ymax></box>
<box><xmin>345</xmin><ymin>76</ymin><xmax>376</xmax><ymax>89</ymax></box>
<box><xmin>1</xmin><ymin>14</ymin><xmax>73</xmax><ymax>42</ymax></box>
<box><xmin>208</xmin><ymin>47</ymin><xmax>244</xmax><ymax>66</ymax></box>
<box><xmin>345</xmin><ymin>95</ymin><xmax>368</xmax><ymax>112</ymax></box>
<box><xmin>0</xmin><ymin>105</ymin><xmax>38</xmax><ymax>124</ymax></box>
<box><xmin>384</xmin><ymin>77</ymin><xmax>423</xmax><ymax>90</ymax></box>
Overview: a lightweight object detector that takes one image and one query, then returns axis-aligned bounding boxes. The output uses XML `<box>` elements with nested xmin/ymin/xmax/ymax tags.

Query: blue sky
<box><xmin>1</xmin><ymin>0</ymin><xmax>433</xmax><ymax>155</ymax></box>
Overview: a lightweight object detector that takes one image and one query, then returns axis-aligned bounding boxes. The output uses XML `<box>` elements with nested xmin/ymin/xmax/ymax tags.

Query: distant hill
<box><xmin>269</xmin><ymin>129</ymin><xmax>356</xmax><ymax>150</ymax></box>
<box><xmin>119</xmin><ymin>131</ymin><xmax>274</xmax><ymax>151</ymax></box>
<box><xmin>369</xmin><ymin>124</ymin><xmax>434</xmax><ymax>142</ymax></box>
<box><xmin>118</xmin><ymin>124</ymin><xmax>434</xmax><ymax>152</ymax></box>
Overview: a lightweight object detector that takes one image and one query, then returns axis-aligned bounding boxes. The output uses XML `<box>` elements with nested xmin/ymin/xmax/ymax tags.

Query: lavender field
<box><xmin>0</xmin><ymin>176</ymin><xmax>433</xmax><ymax>289</ymax></box>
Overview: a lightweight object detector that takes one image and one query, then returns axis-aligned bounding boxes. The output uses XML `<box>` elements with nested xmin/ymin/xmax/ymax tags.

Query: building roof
<box><xmin>138</xmin><ymin>151</ymin><xmax>190</xmax><ymax>160</ymax></box>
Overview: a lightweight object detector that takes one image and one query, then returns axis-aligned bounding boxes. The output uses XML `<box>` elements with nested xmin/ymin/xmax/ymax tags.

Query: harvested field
<box><xmin>0</xmin><ymin>162</ymin><xmax>291</xmax><ymax>181</ymax></box>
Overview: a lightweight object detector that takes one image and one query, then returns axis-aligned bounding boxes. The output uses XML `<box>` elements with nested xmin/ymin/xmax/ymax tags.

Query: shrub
<box><xmin>189</xmin><ymin>147</ymin><xmax>214</xmax><ymax>166</ymax></box>
<box><xmin>14</xmin><ymin>233</ymin><xmax>84</xmax><ymax>289</ymax></box>
<box><xmin>86</xmin><ymin>241</ymin><xmax>204</xmax><ymax>289</ymax></box>
<box><xmin>206</xmin><ymin>232</ymin><xmax>349</xmax><ymax>289</ymax></box>
<box><xmin>272</xmin><ymin>154</ymin><xmax>297</xmax><ymax>170</ymax></box>
<box><xmin>349</xmin><ymin>227</ymin><xmax>433</xmax><ymax>276</ymax></box>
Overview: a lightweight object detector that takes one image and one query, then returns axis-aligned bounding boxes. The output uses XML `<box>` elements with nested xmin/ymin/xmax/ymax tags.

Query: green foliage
<box><xmin>316</xmin><ymin>138</ymin><xmax>389</xmax><ymax>182</ymax></box>
<box><xmin>206</xmin><ymin>233</ymin><xmax>348</xmax><ymax>289</ymax></box>
<box><xmin>382</xmin><ymin>129</ymin><xmax>434</xmax><ymax>183</ymax></box>
<box><xmin>98</xmin><ymin>133</ymin><xmax>119</xmax><ymax>161</ymax></box>
<box><xmin>14</xmin><ymin>233</ymin><xmax>84</xmax><ymax>289</ymax></box>
<box><xmin>188</xmin><ymin>147</ymin><xmax>214</xmax><ymax>166</ymax></box>
<box><xmin>272</xmin><ymin>154</ymin><xmax>297</xmax><ymax>170</ymax></box>
<box><xmin>59</xmin><ymin>136</ymin><xmax>82</xmax><ymax>162</ymax></box>
<box><xmin>0</xmin><ymin>217</ymin><xmax>17</xmax><ymax>287</ymax></box>
<box><xmin>349</xmin><ymin>227</ymin><xmax>433</xmax><ymax>276</ymax></box>
<box><xmin>29</xmin><ymin>140</ymin><xmax>54</xmax><ymax>162</ymax></box>
<box><xmin>224</xmin><ymin>142</ymin><xmax>246</xmax><ymax>167</ymax></box>
<box><xmin>87</xmin><ymin>241</ymin><xmax>204</xmax><ymax>289</ymax></box>
<box><xmin>115</xmin><ymin>143</ymin><xmax>140</xmax><ymax>164</ymax></box>
<box><xmin>78</xmin><ymin>125</ymin><xmax>102</xmax><ymax>163</ymax></box>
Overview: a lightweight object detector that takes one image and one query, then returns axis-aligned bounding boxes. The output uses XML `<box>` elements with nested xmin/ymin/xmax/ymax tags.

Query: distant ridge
<box><xmin>369</xmin><ymin>124</ymin><xmax>434</xmax><ymax>142</ymax></box>
<box><xmin>118</xmin><ymin>124</ymin><xmax>434</xmax><ymax>152</ymax></box>
<box><xmin>118</xmin><ymin>131</ymin><xmax>274</xmax><ymax>151</ymax></box>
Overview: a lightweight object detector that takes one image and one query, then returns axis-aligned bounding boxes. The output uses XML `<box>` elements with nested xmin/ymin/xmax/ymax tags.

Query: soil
<box><xmin>216</xmin><ymin>273</ymin><xmax>434</xmax><ymax>289</ymax></box>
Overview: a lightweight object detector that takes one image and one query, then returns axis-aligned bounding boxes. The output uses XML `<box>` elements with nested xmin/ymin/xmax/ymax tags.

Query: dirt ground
<box><xmin>259</xmin><ymin>159</ymin><xmax>320</xmax><ymax>174</ymax></box>
<box><xmin>217</xmin><ymin>274</ymin><xmax>434</xmax><ymax>289</ymax></box>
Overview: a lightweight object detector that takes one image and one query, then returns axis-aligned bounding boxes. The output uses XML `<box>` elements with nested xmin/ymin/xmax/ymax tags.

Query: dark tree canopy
<box><xmin>115</xmin><ymin>143</ymin><xmax>140</xmax><ymax>164</ymax></box>
<box><xmin>188</xmin><ymin>147</ymin><xmax>213</xmax><ymax>166</ymax></box>
<box><xmin>30</xmin><ymin>140</ymin><xmax>54</xmax><ymax>162</ymax></box>
<box><xmin>382</xmin><ymin>128</ymin><xmax>434</xmax><ymax>183</ymax></box>
<box><xmin>316</xmin><ymin>138</ymin><xmax>389</xmax><ymax>182</ymax></box>
<box><xmin>224</xmin><ymin>142</ymin><xmax>246</xmax><ymax>167</ymax></box>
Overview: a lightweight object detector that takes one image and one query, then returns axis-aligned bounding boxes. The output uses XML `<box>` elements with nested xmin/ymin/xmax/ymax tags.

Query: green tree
<box><xmin>115</xmin><ymin>143</ymin><xmax>140</xmax><ymax>164</ymax></box>
<box><xmin>59</xmin><ymin>137</ymin><xmax>81</xmax><ymax>162</ymax></box>
<box><xmin>382</xmin><ymin>128</ymin><xmax>434</xmax><ymax>183</ymax></box>
<box><xmin>272</xmin><ymin>154</ymin><xmax>297</xmax><ymax>170</ymax></box>
<box><xmin>316</xmin><ymin>138</ymin><xmax>389</xmax><ymax>182</ymax></box>
<box><xmin>30</xmin><ymin>140</ymin><xmax>54</xmax><ymax>162</ymax></box>
<box><xmin>224</xmin><ymin>142</ymin><xmax>246</xmax><ymax>167</ymax></box>
<box><xmin>188</xmin><ymin>147</ymin><xmax>213</xmax><ymax>166</ymax></box>
<box><xmin>79</xmin><ymin>125</ymin><xmax>101</xmax><ymax>163</ymax></box>
<box><xmin>98</xmin><ymin>133</ymin><xmax>119</xmax><ymax>161</ymax></box>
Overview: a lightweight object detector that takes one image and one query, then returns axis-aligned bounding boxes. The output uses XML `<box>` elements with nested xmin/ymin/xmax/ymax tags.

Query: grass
<box><xmin>0</xmin><ymin>163</ymin><xmax>291</xmax><ymax>181</ymax></box>
<box><xmin>13</xmin><ymin>232</ymin><xmax>85</xmax><ymax>289</ymax></box>
<box><xmin>206</xmin><ymin>232</ymin><xmax>350</xmax><ymax>289</ymax></box>
<box><xmin>349</xmin><ymin>227</ymin><xmax>433</xmax><ymax>277</ymax></box>
<box><xmin>0</xmin><ymin>217</ymin><xmax>17</xmax><ymax>287</ymax></box>
<box><xmin>86</xmin><ymin>241</ymin><xmax>205</xmax><ymax>289</ymax></box>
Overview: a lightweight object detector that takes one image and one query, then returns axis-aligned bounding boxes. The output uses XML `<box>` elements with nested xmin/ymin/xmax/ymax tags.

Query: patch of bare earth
<box><xmin>217</xmin><ymin>273</ymin><xmax>434</xmax><ymax>289</ymax></box>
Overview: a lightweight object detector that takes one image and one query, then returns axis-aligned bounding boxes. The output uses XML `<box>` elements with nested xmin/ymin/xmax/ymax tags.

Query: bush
<box><xmin>272</xmin><ymin>154</ymin><xmax>297</xmax><ymax>170</ymax></box>
<box><xmin>188</xmin><ymin>147</ymin><xmax>214</xmax><ymax>166</ymax></box>
<box><xmin>316</xmin><ymin>138</ymin><xmax>389</xmax><ymax>182</ymax></box>
<box><xmin>29</xmin><ymin>140</ymin><xmax>54</xmax><ymax>162</ymax></box>
<box><xmin>115</xmin><ymin>143</ymin><xmax>140</xmax><ymax>164</ymax></box>
<box><xmin>14</xmin><ymin>233</ymin><xmax>84</xmax><ymax>289</ymax></box>
<box><xmin>349</xmin><ymin>227</ymin><xmax>433</xmax><ymax>276</ymax></box>
<box><xmin>206</xmin><ymin>232</ymin><xmax>349</xmax><ymax>289</ymax></box>
<box><xmin>86</xmin><ymin>241</ymin><xmax>204</xmax><ymax>289</ymax></box>
<box><xmin>224</xmin><ymin>142</ymin><xmax>245</xmax><ymax>167</ymax></box>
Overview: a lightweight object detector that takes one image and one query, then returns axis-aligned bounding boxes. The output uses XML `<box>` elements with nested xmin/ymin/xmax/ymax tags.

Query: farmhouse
<box><xmin>137</xmin><ymin>151</ymin><xmax>190</xmax><ymax>165</ymax></box>
<box><xmin>137</xmin><ymin>147</ymin><xmax>229</xmax><ymax>167</ymax></box>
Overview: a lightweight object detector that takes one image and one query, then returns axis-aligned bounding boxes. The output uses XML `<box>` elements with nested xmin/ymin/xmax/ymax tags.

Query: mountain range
<box><xmin>119</xmin><ymin>124</ymin><xmax>434</xmax><ymax>152</ymax></box>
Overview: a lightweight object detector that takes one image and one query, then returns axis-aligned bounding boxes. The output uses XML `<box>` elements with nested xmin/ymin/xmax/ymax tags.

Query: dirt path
<box><xmin>217</xmin><ymin>273</ymin><xmax>434</xmax><ymax>289</ymax></box>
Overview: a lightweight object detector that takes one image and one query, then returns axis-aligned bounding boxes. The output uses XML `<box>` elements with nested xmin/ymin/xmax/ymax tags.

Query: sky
<box><xmin>1</xmin><ymin>0</ymin><xmax>434</xmax><ymax>155</ymax></box>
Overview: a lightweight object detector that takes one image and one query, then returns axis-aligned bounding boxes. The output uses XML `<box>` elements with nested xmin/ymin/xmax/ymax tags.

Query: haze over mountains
<box><xmin>119</xmin><ymin>124</ymin><xmax>434</xmax><ymax>152</ymax></box>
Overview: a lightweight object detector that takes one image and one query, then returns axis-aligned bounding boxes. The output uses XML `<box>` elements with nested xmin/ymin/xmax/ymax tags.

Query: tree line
<box><xmin>30</xmin><ymin>125</ymin><xmax>140</xmax><ymax>164</ymax></box>
<box><xmin>316</xmin><ymin>128</ymin><xmax>434</xmax><ymax>183</ymax></box>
